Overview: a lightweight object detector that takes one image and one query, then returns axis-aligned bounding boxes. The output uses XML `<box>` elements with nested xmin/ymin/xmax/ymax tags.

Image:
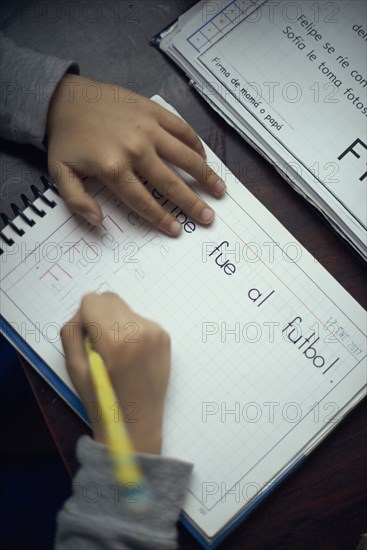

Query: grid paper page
<box><xmin>1</xmin><ymin>98</ymin><xmax>365</xmax><ymax>538</ymax></box>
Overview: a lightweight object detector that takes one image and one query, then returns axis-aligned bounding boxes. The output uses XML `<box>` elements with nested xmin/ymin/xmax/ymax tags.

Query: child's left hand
<box><xmin>46</xmin><ymin>75</ymin><xmax>226</xmax><ymax>235</ymax></box>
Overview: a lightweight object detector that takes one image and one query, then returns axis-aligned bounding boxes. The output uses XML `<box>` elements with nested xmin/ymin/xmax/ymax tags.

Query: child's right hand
<box><xmin>60</xmin><ymin>292</ymin><xmax>171</xmax><ymax>455</ymax></box>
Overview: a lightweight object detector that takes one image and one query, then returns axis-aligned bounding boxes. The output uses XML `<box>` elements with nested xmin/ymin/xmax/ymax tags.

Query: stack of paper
<box><xmin>154</xmin><ymin>0</ymin><xmax>367</xmax><ymax>260</ymax></box>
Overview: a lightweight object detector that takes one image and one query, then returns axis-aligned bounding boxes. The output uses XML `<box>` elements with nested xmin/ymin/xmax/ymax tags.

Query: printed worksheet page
<box><xmin>168</xmin><ymin>0</ymin><xmax>367</xmax><ymax>255</ymax></box>
<box><xmin>1</xmin><ymin>97</ymin><xmax>365</xmax><ymax>540</ymax></box>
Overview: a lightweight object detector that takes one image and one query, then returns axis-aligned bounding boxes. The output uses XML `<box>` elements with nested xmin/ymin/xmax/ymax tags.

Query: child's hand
<box><xmin>60</xmin><ymin>292</ymin><xmax>170</xmax><ymax>454</ymax></box>
<box><xmin>46</xmin><ymin>74</ymin><xmax>226</xmax><ymax>235</ymax></box>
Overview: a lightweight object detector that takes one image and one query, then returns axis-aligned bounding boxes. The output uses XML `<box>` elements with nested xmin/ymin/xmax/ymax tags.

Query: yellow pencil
<box><xmin>85</xmin><ymin>339</ymin><xmax>143</xmax><ymax>487</ymax></box>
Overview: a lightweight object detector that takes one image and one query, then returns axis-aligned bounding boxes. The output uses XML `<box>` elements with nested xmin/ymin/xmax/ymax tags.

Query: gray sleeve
<box><xmin>0</xmin><ymin>32</ymin><xmax>79</xmax><ymax>150</ymax></box>
<box><xmin>55</xmin><ymin>436</ymin><xmax>193</xmax><ymax>550</ymax></box>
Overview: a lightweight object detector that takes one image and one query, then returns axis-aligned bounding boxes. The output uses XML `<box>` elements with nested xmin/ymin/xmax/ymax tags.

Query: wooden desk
<box><xmin>1</xmin><ymin>0</ymin><xmax>366</xmax><ymax>547</ymax></box>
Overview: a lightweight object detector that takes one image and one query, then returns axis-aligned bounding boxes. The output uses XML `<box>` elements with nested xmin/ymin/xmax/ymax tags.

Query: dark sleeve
<box><xmin>0</xmin><ymin>32</ymin><xmax>79</xmax><ymax>149</ymax></box>
<box><xmin>55</xmin><ymin>436</ymin><xmax>193</xmax><ymax>550</ymax></box>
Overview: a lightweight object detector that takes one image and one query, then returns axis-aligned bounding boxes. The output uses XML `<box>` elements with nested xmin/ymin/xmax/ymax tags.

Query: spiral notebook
<box><xmin>1</xmin><ymin>97</ymin><xmax>366</xmax><ymax>548</ymax></box>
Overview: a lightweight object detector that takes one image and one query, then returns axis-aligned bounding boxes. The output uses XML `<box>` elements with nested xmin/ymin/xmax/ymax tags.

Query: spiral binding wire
<box><xmin>0</xmin><ymin>175</ymin><xmax>59</xmax><ymax>254</ymax></box>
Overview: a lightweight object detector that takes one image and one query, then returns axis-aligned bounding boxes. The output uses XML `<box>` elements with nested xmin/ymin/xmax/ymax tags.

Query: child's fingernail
<box><xmin>84</xmin><ymin>213</ymin><xmax>99</xmax><ymax>226</ymax></box>
<box><xmin>201</xmin><ymin>207</ymin><xmax>214</xmax><ymax>223</ymax></box>
<box><xmin>214</xmin><ymin>179</ymin><xmax>226</xmax><ymax>195</ymax></box>
<box><xmin>169</xmin><ymin>220</ymin><xmax>182</xmax><ymax>235</ymax></box>
<box><xmin>200</xmin><ymin>147</ymin><xmax>207</xmax><ymax>159</ymax></box>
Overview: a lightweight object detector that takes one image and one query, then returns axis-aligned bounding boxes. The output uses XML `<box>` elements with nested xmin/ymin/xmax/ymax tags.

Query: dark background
<box><xmin>0</xmin><ymin>1</ymin><xmax>366</xmax><ymax>549</ymax></box>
